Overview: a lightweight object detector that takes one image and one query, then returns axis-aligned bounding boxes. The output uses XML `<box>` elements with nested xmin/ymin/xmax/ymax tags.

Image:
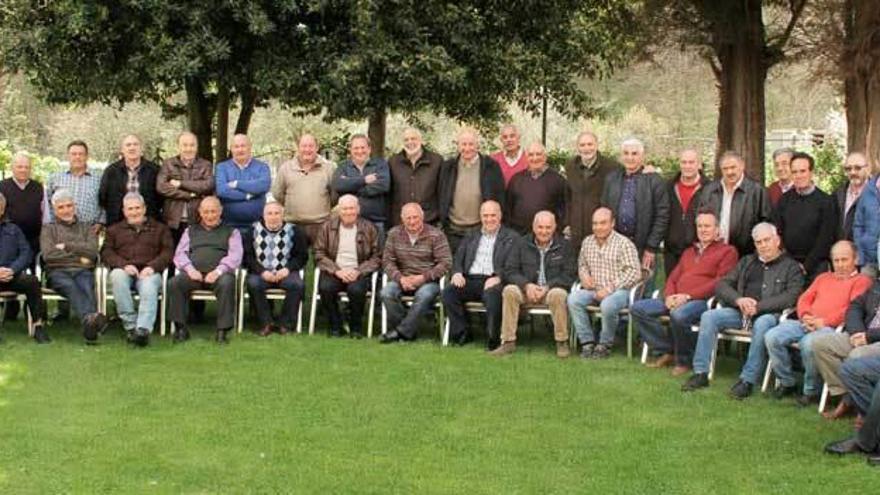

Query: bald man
<box><xmin>272</xmin><ymin>134</ymin><xmax>337</xmax><ymax>243</ymax></box>
<box><xmin>99</xmin><ymin>134</ymin><xmax>162</xmax><ymax>226</ymax></box>
<box><xmin>506</xmin><ymin>142</ymin><xmax>567</xmax><ymax>235</ymax></box>
<box><xmin>388</xmin><ymin>128</ymin><xmax>443</xmax><ymax>226</ymax></box>
<box><xmin>215</xmin><ymin>134</ymin><xmax>272</xmax><ymax>235</ymax></box>
<box><xmin>157</xmin><ymin>131</ymin><xmax>215</xmax><ymax>243</ymax></box>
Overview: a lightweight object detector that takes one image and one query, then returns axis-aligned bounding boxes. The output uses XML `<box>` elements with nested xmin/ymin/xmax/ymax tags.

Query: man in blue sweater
<box><xmin>331</xmin><ymin>134</ymin><xmax>391</xmax><ymax>244</ymax></box>
<box><xmin>215</xmin><ymin>134</ymin><xmax>271</xmax><ymax>235</ymax></box>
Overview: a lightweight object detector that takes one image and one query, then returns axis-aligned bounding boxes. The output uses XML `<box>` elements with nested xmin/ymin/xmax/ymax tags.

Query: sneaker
<box><xmin>729</xmin><ymin>379</ymin><xmax>753</xmax><ymax>400</ymax></box>
<box><xmin>488</xmin><ymin>341</ymin><xmax>516</xmax><ymax>356</ymax></box>
<box><xmin>591</xmin><ymin>344</ymin><xmax>611</xmax><ymax>359</ymax></box>
<box><xmin>556</xmin><ymin>341</ymin><xmax>571</xmax><ymax>359</ymax></box>
<box><xmin>579</xmin><ymin>343</ymin><xmax>595</xmax><ymax>359</ymax></box>
<box><xmin>771</xmin><ymin>385</ymin><xmax>798</xmax><ymax>400</ymax></box>
<box><xmin>682</xmin><ymin>373</ymin><xmax>709</xmax><ymax>392</ymax></box>
<box><xmin>32</xmin><ymin>324</ymin><xmax>51</xmax><ymax>344</ymax></box>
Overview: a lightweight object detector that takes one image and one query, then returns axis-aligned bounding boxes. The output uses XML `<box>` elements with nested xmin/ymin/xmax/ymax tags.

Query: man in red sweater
<box><xmin>631</xmin><ymin>210</ymin><xmax>738</xmax><ymax>375</ymax></box>
<box><xmin>764</xmin><ymin>240</ymin><xmax>872</xmax><ymax>404</ymax></box>
<box><xmin>491</xmin><ymin>124</ymin><xmax>528</xmax><ymax>187</ymax></box>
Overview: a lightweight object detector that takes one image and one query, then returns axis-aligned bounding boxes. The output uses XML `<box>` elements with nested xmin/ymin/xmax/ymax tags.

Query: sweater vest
<box><xmin>188</xmin><ymin>225</ymin><xmax>233</xmax><ymax>273</ymax></box>
<box><xmin>0</xmin><ymin>179</ymin><xmax>43</xmax><ymax>242</ymax></box>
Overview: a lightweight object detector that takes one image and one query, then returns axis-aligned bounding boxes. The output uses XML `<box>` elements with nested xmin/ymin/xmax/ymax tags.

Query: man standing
<box><xmin>632</xmin><ymin>210</ymin><xmax>738</xmax><ymax>374</ymax></box>
<box><xmin>99</xmin><ymin>134</ymin><xmax>162</xmax><ymax>226</ymax></box>
<box><xmin>215</xmin><ymin>134</ymin><xmax>272</xmax><ymax>235</ymax></box>
<box><xmin>438</xmin><ymin>128</ymin><xmax>505</xmax><ymax>254</ymax></box>
<box><xmin>101</xmin><ymin>193</ymin><xmax>174</xmax><ymax>347</ymax></box>
<box><xmin>664</xmin><ymin>149</ymin><xmax>708</xmax><ymax>274</ymax></box>
<box><xmin>332</xmin><ymin>134</ymin><xmax>391</xmax><ymax>242</ymax></box>
<box><xmin>767</xmin><ymin>148</ymin><xmax>795</xmax><ymax>207</ymax></box>
<box><xmin>824</xmin><ymin>354</ymin><xmax>880</xmax><ymax>465</ymax></box>
<box><xmin>314</xmin><ymin>195</ymin><xmax>381</xmax><ymax>338</ymax></box>
<box><xmin>0</xmin><ymin>153</ymin><xmax>45</xmax><ymax>263</ymax></box>
<box><xmin>169</xmin><ymin>196</ymin><xmax>242</xmax><ymax>344</ymax></box>
<box><xmin>491</xmin><ymin>211</ymin><xmax>577</xmax><ymax>358</ymax></box>
<box><xmin>854</xmin><ymin>159</ymin><xmax>880</xmax><ymax>276</ymax></box>
<box><xmin>490</xmin><ymin>124</ymin><xmax>528</xmax><ymax>187</ymax></box>
<box><xmin>441</xmin><ymin>200</ymin><xmax>519</xmax><ymax>349</ymax></box>
<box><xmin>601</xmin><ymin>138</ymin><xmax>669</xmax><ymax>275</ymax></box>
<box><xmin>0</xmin><ymin>192</ymin><xmax>45</xmax><ymax>341</ymax></box>
<box><xmin>506</xmin><ymin>142</ymin><xmax>567</xmax><ymax>235</ymax></box>
<box><xmin>243</xmin><ymin>202</ymin><xmax>309</xmax><ymax>336</ymax></box>
<box><xmin>45</xmin><ymin>140</ymin><xmax>104</xmax><ymax>226</ymax></box>
<box><xmin>567</xmin><ymin>207</ymin><xmax>642</xmax><ymax>359</ymax></box>
<box><xmin>698</xmin><ymin>151</ymin><xmax>771</xmax><ymax>257</ymax></box>
<box><xmin>772</xmin><ymin>151</ymin><xmax>837</xmax><ymax>283</ymax></box>
<box><xmin>272</xmin><ymin>133</ymin><xmax>336</xmax><ymax>244</ymax></box>
<box><xmin>835</xmin><ymin>151</ymin><xmax>870</xmax><ymax>241</ymax></box>
<box><xmin>682</xmin><ymin>223</ymin><xmax>804</xmax><ymax>398</ymax></box>
<box><xmin>388</xmin><ymin>128</ymin><xmax>443</xmax><ymax>226</ymax></box>
<box><xmin>156</xmin><ymin>131</ymin><xmax>215</xmax><ymax>244</ymax></box>
<box><xmin>564</xmin><ymin>131</ymin><xmax>620</xmax><ymax>247</ymax></box>
<box><xmin>379</xmin><ymin>203</ymin><xmax>451</xmax><ymax>343</ymax></box>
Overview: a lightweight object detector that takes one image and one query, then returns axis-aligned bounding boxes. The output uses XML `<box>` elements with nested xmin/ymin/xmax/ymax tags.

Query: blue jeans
<box><xmin>109</xmin><ymin>269</ymin><xmax>162</xmax><ymax>332</ymax></box>
<box><xmin>631</xmin><ymin>298</ymin><xmax>707</xmax><ymax>366</ymax></box>
<box><xmin>47</xmin><ymin>269</ymin><xmax>97</xmax><ymax>323</ymax></box>
<box><xmin>381</xmin><ymin>281</ymin><xmax>440</xmax><ymax>339</ymax></box>
<box><xmin>567</xmin><ymin>288</ymin><xmax>629</xmax><ymax>346</ymax></box>
<box><xmin>692</xmin><ymin>307</ymin><xmax>778</xmax><ymax>383</ymax></box>
<box><xmin>764</xmin><ymin>321</ymin><xmax>834</xmax><ymax>394</ymax></box>
<box><xmin>840</xmin><ymin>355</ymin><xmax>880</xmax><ymax>452</ymax></box>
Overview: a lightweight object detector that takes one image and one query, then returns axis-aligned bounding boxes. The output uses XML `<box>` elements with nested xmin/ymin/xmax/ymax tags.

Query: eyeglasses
<box><xmin>844</xmin><ymin>164</ymin><xmax>868</xmax><ymax>171</ymax></box>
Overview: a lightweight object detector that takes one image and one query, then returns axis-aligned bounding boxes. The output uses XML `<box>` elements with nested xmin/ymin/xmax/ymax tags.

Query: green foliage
<box><xmin>813</xmin><ymin>137</ymin><xmax>846</xmax><ymax>192</ymax></box>
<box><xmin>546</xmin><ymin>149</ymin><xmax>570</xmax><ymax>173</ymax></box>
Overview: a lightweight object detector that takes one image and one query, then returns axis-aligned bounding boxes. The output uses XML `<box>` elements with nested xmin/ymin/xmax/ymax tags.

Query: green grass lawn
<box><xmin>0</xmin><ymin>314</ymin><xmax>876</xmax><ymax>494</ymax></box>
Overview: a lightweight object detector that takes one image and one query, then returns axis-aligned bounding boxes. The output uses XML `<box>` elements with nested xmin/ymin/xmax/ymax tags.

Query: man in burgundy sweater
<box><xmin>490</xmin><ymin>124</ymin><xmax>529</xmax><ymax>188</ymax></box>
<box><xmin>505</xmin><ymin>142</ymin><xmax>567</xmax><ymax>235</ymax></box>
<box><xmin>631</xmin><ymin>210</ymin><xmax>738</xmax><ymax>375</ymax></box>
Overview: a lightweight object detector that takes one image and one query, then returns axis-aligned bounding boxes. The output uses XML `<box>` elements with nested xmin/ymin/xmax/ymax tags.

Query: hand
<box><xmin>139</xmin><ymin>266</ymin><xmax>155</xmax><ymax>279</ymax></box>
<box><xmin>596</xmin><ymin>288</ymin><xmax>610</xmax><ymax>301</ymax></box>
<box><xmin>641</xmin><ymin>251</ymin><xmax>655</xmax><ymax>270</ymax></box>
<box><xmin>399</xmin><ymin>275</ymin><xmax>416</xmax><ymax>292</ymax></box>
<box><xmin>851</xmin><ymin>332</ymin><xmax>868</xmax><ymax>347</ymax></box>
<box><xmin>55</xmin><ymin>243</ymin><xmax>65</xmax><ymax>251</ymax></box>
<box><xmin>451</xmin><ymin>273</ymin><xmax>466</xmax><ymax>288</ymax></box>
<box><xmin>205</xmin><ymin>270</ymin><xmax>221</xmax><ymax>284</ymax></box>
<box><xmin>276</xmin><ymin>268</ymin><xmax>290</xmax><ymax>280</ymax></box>
<box><xmin>525</xmin><ymin>284</ymin><xmax>544</xmax><ymax>304</ymax></box>
<box><xmin>228</xmin><ymin>180</ymin><xmax>238</xmax><ymax>189</ymax></box>
<box><xmin>186</xmin><ymin>268</ymin><xmax>203</xmax><ymax>282</ymax></box>
<box><xmin>0</xmin><ymin>267</ymin><xmax>13</xmax><ymax>282</ymax></box>
<box><xmin>736</xmin><ymin>297</ymin><xmax>757</xmax><ymax>317</ymax></box>
<box><xmin>811</xmin><ymin>317</ymin><xmax>825</xmax><ymax>330</ymax></box>
<box><xmin>124</xmin><ymin>264</ymin><xmax>139</xmax><ymax>277</ymax></box>
<box><xmin>409</xmin><ymin>274</ymin><xmax>426</xmax><ymax>289</ymax></box>
<box><xmin>364</xmin><ymin>173</ymin><xmax>378</xmax><ymax>184</ymax></box>
<box><xmin>170</xmin><ymin>179</ymin><xmax>182</xmax><ymax>188</ymax></box>
<box><xmin>581</xmin><ymin>275</ymin><xmax>595</xmax><ymax>290</ymax></box>
<box><xmin>262</xmin><ymin>271</ymin><xmax>276</xmax><ymax>283</ymax></box>
<box><xmin>484</xmin><ymin>276</ymin><xmax>501</xmax><ymax>290</ymax></box>
<box><xmin>79</xmin><ymin>257</ymin><xmax>91</xmax><ymax>266</ymax></box>
<box><xmin>340</xmin><ymin>269</ymin><xmax>359</xmax><ymax>283</ymax></box>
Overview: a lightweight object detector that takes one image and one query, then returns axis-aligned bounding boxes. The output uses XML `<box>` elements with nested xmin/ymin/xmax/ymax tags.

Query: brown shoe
<box><xmin>259</xmin><ymin>325</ymin><xmax>274</xmax><ymax>337</ymax></box>
<box><xmin>489</xmin><ymin>341</ymin><xmax>516</xmax><ymax>356</ymax></box>
<box><xmin>556</xmin><ymin>341</ymin><xmax>571</xmax><ymax>359</ymax></box>
<box><xmin>277</xmin><ymin>326</ymin><xmax>290</xmax><ymax>335</ymax></box>
<box><xmin>823</xmin><ymin>398</ymin><xmax>854</xmax><ymax>420</ymax></box>
<box><xmin>647</xmin><ymin>353</ymin><xmax>674</xmax><ymax>368</ymax></box>
<box><xmin>671</xmin><ymin>365</ymin><xmax>691</xmax><ymax>377</ymax></box>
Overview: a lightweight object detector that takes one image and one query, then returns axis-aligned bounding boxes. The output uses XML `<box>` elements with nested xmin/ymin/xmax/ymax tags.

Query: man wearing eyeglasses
<box><xmin>835</xmin><ymin>152</ymin><xmax>870</xmax><ymax>242</ymax></box>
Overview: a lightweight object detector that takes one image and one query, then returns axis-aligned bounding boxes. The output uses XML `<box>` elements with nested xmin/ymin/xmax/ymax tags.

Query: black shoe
<box><xmin>174</xmin><ymin>325</ymin><xmax>190</xmax><ymax>343</ymax></box>
<box><xmin>216</xmin><ymin>329</ymin><xmax>229</xmax><ymax>344</ymax></box>
<box><xmin>682</xmin><ymin>373</ymin><xmax>709</xmax><ymax>392</ymax></box>
<box><xmin>329</xmin><ymin>329</ymin><xmax>344</xmax><ymax>338</ymax></box>
<box><xmin>452</xmin><ymin>332</ymin><xmax>473</xmax><ymax>346</ymax></box>
<box><xmin>349</xmin><ymin>330</ymin><xmax>365</xmax><ymax>339</ymax></box>
<box><xmin>32</xmin><ymin>325</ymin><xmax>51</xmax><ymax>344</ymax></box>
<box><xmin>580</xmin><ymin>343</ymin><xmax>595</xmax><ymax>359</ymax></box>
<box><xmin>134</xmin><ymin>327</ymin><xmax>150</xmax><ymax>347</ymax></box>
<box><xmin>824</xmin><ymin>437</ymin><xmax>865</xmax><ymax>456</ymax></box>
<box><xmin>486</xmin><ymin>338</ymin><xmax>501</xmax><ymax>352</ymax></box>
<box><xmin>82</xmin><ymin>314</ymin><xmax>99</xmax><ymax>343</ymax></box>
<box><xmin>126</xmin><ymin>329</ymin><xmax>136</xmax><ymax>343</ymax></box>
<box><xmin>771</xmin><ymin>385</ymin><xmax>798</xmax><ymax>400</ymax></box>
<box><xmin>591</xmin><ymin>344</ymin><xmax>611</xmax><ymax>359</ymax></box>
<box><xmin>380</xmin><ymin>330</ymin><xmax>403</xmax><ymax>344</ymax></box>
<box><xmin>729</xmin><ymin>380</ymin><xmax>753</xmax><ymax>400</ymax></box>
<box><xmin>94</xmin><ymin>313</ymin><xmax>109</xmax><ymax>335</ymax></box>
<box><xmin>796</xmin><ymin>394</ymin><xmax>819</xmax><ymax>408</ymax></box>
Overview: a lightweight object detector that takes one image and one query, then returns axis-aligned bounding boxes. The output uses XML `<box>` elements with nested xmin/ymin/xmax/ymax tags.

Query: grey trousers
<box><xmin>810</xmin><ymin>332</ymin><xmax>880</xmax><ymax>396</ymax></box>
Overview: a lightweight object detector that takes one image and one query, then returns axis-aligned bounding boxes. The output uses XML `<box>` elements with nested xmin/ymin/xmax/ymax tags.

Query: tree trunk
<box><xmin>215</xmin><ymin>84</ymin><xmax>230</xmax><ymax>161</ymax></box>
<box><xmin>185</xmin><ymin>77</ymin><xmax>214</xmax><ymax>162</ymax></box>
<box><xmin>712</xmin><ymin>0</ymin><xmax>768</xmax><ymax>183</ymax></box>
<box><xmin>234</xmin><ymin>87</ymin><xmax>257</xmax><ymax>136</ymax></box>
<box><xmin>367</xmin><ymin>107</ymin><xmax>387</xmax><ymax>158</ymax></box>
<box><xmin>843</xmin><ymin>0</ymin><xmax>880</xmax><ymax>171</ymax></box>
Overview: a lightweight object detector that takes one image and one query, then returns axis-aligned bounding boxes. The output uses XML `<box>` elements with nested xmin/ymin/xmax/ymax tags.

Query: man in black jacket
<box><xmin>388</xmin><ymin>128</ymin><xmax>444</xmax><ymax>226</ymax></box>
<box><xmin>490</xmin><ymin>211</ymin><xmax>577</xmax><ymax>358</ymax></box>
<box><xmin>441</xmin><ymin>200</ymin><xmax>519</xmax><ymax>349</ymax></box>
<box><xmin>698</xmin><ymin>151</ymin><xmax>771</xmax><ymax>257</ymax></box>
<box><xmin>99</xmin><ymin>134</ymin><xmax>162</xmax><ymax>226</ymax></box>
<box><xmin>438</xmin><ymin>128</ymin><xmax>505</xmax><ymax>254</ymax></box>
<box><xmin>834</xmin><ymin>151</ymin><xmax>871</xmax><ymax>241</ymax></box>
<box><xmin>564</xmin><ymin>131</ymin><xmax>620</xmax><ymax>247</ymax></box>
<box><xmin>601</xmin><ymin>138</ymin><xmax>669</xmax><ymax>275</ymax></box>
<box><xmin>825</xmin><ymin>354</ymin><xmax>880</xmax><ymax>464</ymax></box>
<box><xmin>664</xmin><ymin>148</ymin><xmax>709</xmax><ymax>274</ymax></box>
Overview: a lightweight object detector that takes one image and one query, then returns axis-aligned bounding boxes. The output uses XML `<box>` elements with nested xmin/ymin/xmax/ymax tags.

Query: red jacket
<box><xmin>797</xmin><ymin>272</ymin><xmax>872</xmax><ymax>327</ymax></box>
<box><xmin>665</xmin><ymin>241</ymin><xmax>738</xmax><ymax>299</ymax></box>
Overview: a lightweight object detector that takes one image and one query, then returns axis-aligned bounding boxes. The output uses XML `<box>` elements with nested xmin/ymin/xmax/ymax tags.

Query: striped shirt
<box><xmin>578</xmin><ymin>231</ymin><xmax>640</xmax><ymax>291</ymax></box>
<box><xmin>45</xmin><ymin>169</ymin><xmax>105</xmax><ymax>225</ymax></box>
<box><xmin>382</xmin><ymin>224</ymin><xmax>452</xmax><ymax>283</ymax></box>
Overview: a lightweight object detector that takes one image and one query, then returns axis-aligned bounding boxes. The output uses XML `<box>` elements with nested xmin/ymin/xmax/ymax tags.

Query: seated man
<box><xmin>168</xmin><ymin>196</ymin><xmax>242</xmax><ymax>344</ymax></box>
<box><xmin>824</xmin><ymin>354</ymin><xmax>880</xmax><ymax>465</ymax></box>
<box><xmin>811</xmin><ymin>274</ymin><xmax>880</xmax><ymax>419</ymax></box>
<box><xmin>632</xmin><ymin>210</ymin><xmax>738</xmax><ymax>372</ymax></box>
<box><xmin>379</xmin><ymin>203</ymin><xmax>451</xmax><ymax>343</ymax></box>
<box><xmin>40</xmin><ymin>189</ymin><xmax>106</xmax><ymax>343</ymax></box>
<box><xmin>243</xmin><ymin>202</ymin><xmax>309</xmax><ymax>336</ymax></box>
<box><xmin>682</xmin><ymin>222</ymin><xmax>804</xmax><ymax>398</ymax></box>
<box><xmin>314</xmin><ymin>195</ymin><xmax>381</xmax><ymax>338</ymax></box>
<box><xmin>441</xmin><ymin>200</ymin><xmax>519</xmax><ymax>349</ymax></box>
<box><xmin>102</xmin><ymin>192</ymin><xmax>174</xmax><ymax>347</ymax></box>
<box><xmin>568</xmin><ymin>207</ymin><xmax>642</xmax><ymax>359</ymax></box>
<box><xmin>491</xmin><ymin>211</ymin><xmax>577</xmax><ymax>358</ymax></box>
<box><xmin>0</xmin><ymin>192</ymin><xmax>46</xmax><ymax>342</ymax></box>
<box><xmin>764</xmin><ymin>240</ymin><xmax>871</xmax><ymax>403</ymax></box>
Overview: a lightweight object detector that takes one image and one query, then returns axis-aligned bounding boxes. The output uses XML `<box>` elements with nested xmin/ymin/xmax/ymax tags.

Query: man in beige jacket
<box><xmin>272</xmin><ymin>133</ymin><xmax>336</xmax><ymax>244</ymax></box>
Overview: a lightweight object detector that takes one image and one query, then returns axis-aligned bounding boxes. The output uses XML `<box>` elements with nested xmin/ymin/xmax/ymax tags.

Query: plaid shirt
<box><xmin>127</xmin><ymin>165</ymin><xmax>141</xmax><ymax>193</ymax></box>
<box><xmin>577</xmin><ymin>230</ymin><xmax>640</xmax><ymax>291</ymax></box>
<box><xmin>45</xmin><ymin>169</ymin><xmax>105</xmax><ymax>225</ymax></box>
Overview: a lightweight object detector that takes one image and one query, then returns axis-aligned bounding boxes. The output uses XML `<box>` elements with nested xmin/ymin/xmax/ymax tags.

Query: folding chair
<box><xmin>36</xmin><ymin>252</ymin><xmax>101</xmax><ymax>328</ymax></box>
<box><xmin>236</xmin><ymin>269</ymin><xmax>305</xmax><ymax>334</ymax></box>
<box><xmin>706</xmin><ymin>305</ymin><xmax>794</xmax><ymax>381</ymax></box>
<box><xmin>442</xmin><ymin>301</ymin><xmax>487</xmax><ymax>347</ymax></box>
<box><xmin>307</xmin><ymin>267</ymin><xmax>378</xmax><ymax>337</ymax></box>
<box><xmin>99</xmin><ymin>266</ymin><xmax>169</xmax><ymax>336</ymax></box>
<box><xmin>0</xmin><ymin>278</ymin><xmax>35</xmax><ymax>337</ymax></box>
<box><xmin>577</xmin><ymin>268</ymin><xmax>651</xmax><ymax>359</ymax></box>
<box><xmin>380</xmin><ymin>273</ymin><xmax>445</xmax><ymax>339</ymax></box>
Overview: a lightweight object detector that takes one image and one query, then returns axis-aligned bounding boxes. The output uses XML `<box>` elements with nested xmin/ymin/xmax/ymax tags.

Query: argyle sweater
<box><xmin>252</xmin><ymin>223</ymin><xmax>296</xmax><ymax>271</ymax></box>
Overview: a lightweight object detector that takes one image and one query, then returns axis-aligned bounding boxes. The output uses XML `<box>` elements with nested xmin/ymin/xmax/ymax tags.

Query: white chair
<box><xmin>380</xmin><ymin>273</ymin><xmax>445</xmax><ymax>339</ymax></box>
<box><xmin>307</xmin><ymin>267</ymin><xmax>378</xmax><ymax>337</ymax></box>
<box><xmin>36</xmin><ymin>252</ymin><xmax>101</xmax><ymax>328</ymax></box>
<box><xmin>98</xmin><ymin>266</ymin><xmax>169</xmax><ymax>336</ymax></box>
<box><xmin>705</xmin><ymin>304</ymin><xmax>794</xmax><ymax>381</ymax></box>
<box><xmin>236</xmin><ymin>269</ymin><xmax>305</xmax><ymax>334</ymax></box>
<box><xmin>0</xmin><ymin>279</ymin><xmax>35</xmax><ymax>337</ymax></box>
<box><xmin>442</xmin><ymin>301</ymin><xmax>487</xmax><ymax>347</ymax></box>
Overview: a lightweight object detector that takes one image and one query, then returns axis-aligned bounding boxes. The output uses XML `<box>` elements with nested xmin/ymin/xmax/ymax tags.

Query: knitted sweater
<box><xmin>215</xmin><ymin>158</ymin><xmax>272</xmax><ymax>228</ymax></box>
<box><xmin>797</xmin><ymin>272</ymin><xmax>872</xmax><ymax>327</ymax></box>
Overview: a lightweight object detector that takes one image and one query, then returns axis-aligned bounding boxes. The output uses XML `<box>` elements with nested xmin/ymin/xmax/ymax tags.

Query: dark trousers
<box><xmin>168</xmin><ymin>272</ymin><xmax>236</xmax><ymax>330</ymax></box>
<box><xmin>3</xmin><ymin>237</ymin><xmax>39</xmax><ymax>319</ymax></box>
<box><xmin>441</xmin><ymin>275</ymin><xmax>502</xmax><ymax>344</ymax></box>
<box><xmin>47</xmin><ymin>269</ymin><xmax>97</xmax><ymax>323</ymax></box>
<box><xmin>631</xmin><ymin>298</ymin><xmax>706</xmax><ymax>366</ymax></box>
<box><xmin>840</xmin><ymin>355</ymin><xmax>880</xmax><ymax>452</ymax></box>
<box><xmin>0</xmin><ymin>273</ymin><xmax>44</xmax><ymax>321</ymax></box>
<box><xmin>319</xmin><ymin>273</ymin><xmax>370</xmax><ymax>335</ymax></box>
<box><xmin>246</xmin><ymin>272</ymin><xmax>305</xmax><ymax>328</ymax></box>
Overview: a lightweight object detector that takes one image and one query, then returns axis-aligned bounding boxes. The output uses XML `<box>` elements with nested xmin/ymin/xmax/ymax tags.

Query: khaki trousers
<box><xmin>500</xmin><ymin>284</ymin><xmax>569</xmax><ymax>343</ymax></box>
<box><xmin>811</xmin><ymin>333</ymin><xmax>880</xmax><ymax>395</ymax></box>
